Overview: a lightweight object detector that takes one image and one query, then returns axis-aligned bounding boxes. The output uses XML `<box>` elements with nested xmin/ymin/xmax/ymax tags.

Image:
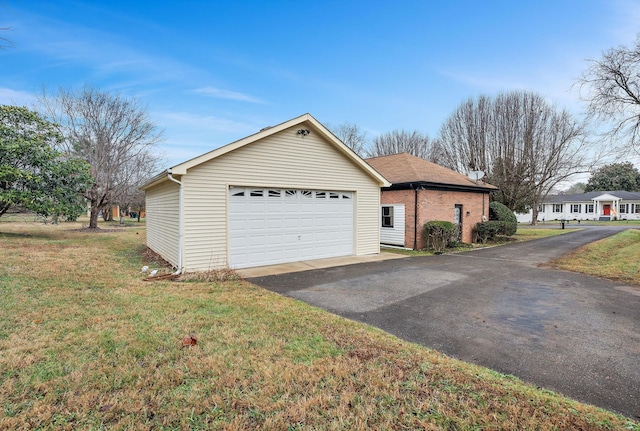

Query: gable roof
<box><xmin>141</xmin><ymin>113</ymin><xmax>390</xmax><ymax>190</ymax></box>
<box><xmin>543</xmin><ymin>191</ymin><xmax>640</xmax><ymax>203</ymax></box>
<box><xmin>365</xmin><ymin>152</ymin><xmax>497</xmax><ymax>192</ymax></box>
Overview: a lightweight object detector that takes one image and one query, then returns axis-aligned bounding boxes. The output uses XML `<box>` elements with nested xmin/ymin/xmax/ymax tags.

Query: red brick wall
<box><xmin>381</xmin><ymin>188</ymin><xmax>489</xmax><ymax>249</ymax></box>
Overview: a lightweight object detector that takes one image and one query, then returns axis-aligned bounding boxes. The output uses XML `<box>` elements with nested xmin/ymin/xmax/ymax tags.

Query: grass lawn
<box><xmin>550</xmin><ymin>229</ymin><xmax>640</xmax><ymax>286</ymax></box>
<box><xmin>512</xmin><ymin>227</ymin><xmax>578</xmax><ymax>242</ymax></box>
<box><xmin>1</xmin><ymin>220</ymin><xmax>638</xmax><ymax>430</ymax></box>
<box><xmin>384</xmin><ymin>227</ymin><xmax>574</xmax><ymax>256</ymax></box>
<box><xmin>528</xmin><ymin>220</ymin><xmax>640</xmax><ymax>227</ymax></box>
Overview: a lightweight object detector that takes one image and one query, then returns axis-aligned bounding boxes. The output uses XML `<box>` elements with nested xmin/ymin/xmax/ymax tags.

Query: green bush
<box><xmin>422</xmin><ymin>221</ymin><xmax>458</xmax><ymax>253</ymax></box>
<box><xmin>473</xmin><ymin>221</ymin><xmax>504</xmax><ymax>243</ymax></box>
<box><xmin>489</xmin><ymin>201</ymin><xmax>517</xmax><ymax>236</ymax></box>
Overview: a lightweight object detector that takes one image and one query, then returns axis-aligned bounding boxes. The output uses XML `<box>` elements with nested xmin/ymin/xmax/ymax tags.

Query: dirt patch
<box><xmin>142</xmin><ymin>246</ymin><xmax>173</xmax><ymax>268</ymax></box>
<box><xmin>71</xmin><ymin>225</ymin><xmax>135</xmax><ymax>233</ymax></box>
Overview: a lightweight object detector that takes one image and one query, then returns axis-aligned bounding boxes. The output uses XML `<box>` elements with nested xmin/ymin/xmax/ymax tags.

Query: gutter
<box><xmin>386</xmin><ymin>181</ymin><xmax>497</xmax><ymax>193</ymax></box>
<box><xmin>166</xmin><ymin>169</ymin><xmax>184</xmax><ymax>275</ymax></box>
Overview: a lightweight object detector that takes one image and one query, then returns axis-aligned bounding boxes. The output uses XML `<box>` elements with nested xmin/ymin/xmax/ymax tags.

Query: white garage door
<box><xmin>228</xmin><ymin>187</ymin><xmax>354</xmax><ymax>269</ymax></box>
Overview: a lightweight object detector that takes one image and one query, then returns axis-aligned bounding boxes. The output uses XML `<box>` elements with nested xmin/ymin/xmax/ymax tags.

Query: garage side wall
<box><xmin>180</xmin><ymin>125</ymin><xmax>381</xmax><ymax>271</ymax></box>
<box><xmin>145</xmin><ymin>180</ymin><xmax>180</xmax><ymax>268</ymax></box>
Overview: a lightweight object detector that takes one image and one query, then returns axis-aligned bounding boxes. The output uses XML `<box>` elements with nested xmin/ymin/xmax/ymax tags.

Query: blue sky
<box><xmin>1</xmin><ymin>0</ymin><xmax>639</xmax><ymax>168</ymax></box>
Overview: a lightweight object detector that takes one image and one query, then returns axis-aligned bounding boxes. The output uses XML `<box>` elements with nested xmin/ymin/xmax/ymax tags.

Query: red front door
<box><xmin>603</xmin><ymin>204</ymin><xmax>611</xmax><ymax>215</ymax></box>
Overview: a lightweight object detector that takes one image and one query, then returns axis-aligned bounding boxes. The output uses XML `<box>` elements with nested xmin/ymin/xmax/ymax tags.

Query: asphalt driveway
<box><xmin>248</xmin><ymin>226</ymin><xmax>640</xmax><ymax>419</ymax></box>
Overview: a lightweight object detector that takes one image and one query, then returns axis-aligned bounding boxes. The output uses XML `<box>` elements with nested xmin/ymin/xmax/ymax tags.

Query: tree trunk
<box><xmin>87</xmin><ymin>183</ymin><xmax>100</xmax><ymax>229</ymax></box>
<box><xmin>0</xmin><ymin>202</ymin><xmax>10</xmax><ymax>217</ymax></box>
<box><xmin>531</xmin><ymin>206</ymin><xmax>538</xmax><ymax>226</ymax></box>
<box><xmin>89</xmin><ymin>205</ymin><xmax>100</xmax><ymax>228</ymax></box>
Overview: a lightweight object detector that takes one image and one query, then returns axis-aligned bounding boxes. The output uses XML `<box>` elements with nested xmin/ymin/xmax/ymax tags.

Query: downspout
<box><xmin>413</xmin><ymin>185</ymin><xmax>418</xmax><ymax>250</ymax></box>
<box><xmin>482</xmin><ymin>192</ymin><xmax>487</xmax><ymax>221</ymax></box>
<box><xmin>167</xmin><ymin>169</ymin><xmax>183</xmax><ymax>275</ymax></box>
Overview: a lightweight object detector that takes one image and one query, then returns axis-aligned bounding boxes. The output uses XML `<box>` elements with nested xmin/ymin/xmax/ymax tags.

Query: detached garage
<box><xmin>141</xmin><ymin>114</ymin><xmax>390</xmax><ymax>271</ymax></box>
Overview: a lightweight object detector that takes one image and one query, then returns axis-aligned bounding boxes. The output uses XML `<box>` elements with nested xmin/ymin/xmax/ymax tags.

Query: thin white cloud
<box><xmin>439</xmin><ymin>70</ymin><xmax>525</xmax><ymax>93</ymax></box>
<box><xmin>11</xmin><ymin>9</ymin><xmax>206</xmax><ymax>88</ymax></box>
<box><xmin>0</xmin><ymin>87</ymin><xmax>36</xmax><ymax>106</ymax></box>
<box><xmin>193</xmin><ymin>86</ymin><xmax>266</xmax><ymax>104</ymax></box>
<box><xmin>153</xmin><ymin>111</ymin><xmax>270</xmax><ymax>166</ymax></box>
<box><xmin>154</xmin><ymin>110</ymin><xmax>262</xmax><ymax>134</ymax></box>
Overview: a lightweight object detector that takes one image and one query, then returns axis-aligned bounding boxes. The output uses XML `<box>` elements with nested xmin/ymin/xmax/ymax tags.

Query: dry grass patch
<box><xmin>0</xmin><ymin>221</ymin><xmax>638</xmax><ymax>430</ymax></box>
<box><xmin>550</xmin><ymin>229</ymin><xmax>640</xmax><ymax>285</ymax></box>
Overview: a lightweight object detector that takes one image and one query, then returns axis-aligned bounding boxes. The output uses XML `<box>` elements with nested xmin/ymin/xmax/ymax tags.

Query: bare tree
<box><xmin>577</xmin><ymin>34</ymin><xmax>640</xmax><ymax>155</ymax></box>
<box><xmin>0</xmin><ymin>27</ymin><xmax>14</xmax><ymax>50</ymax></box>
<box><xmin>368</xmin><ymin>129</ymin><xmax>437</xmax><ymax>160</ymax></box>
<box><xmin>326</xmin><ymin>122</ymin><xmax>369</xmax><ymax>157</ymax></box>
<box><xmin>40</xmin><ymin>86</ymin><xmax>163</xmax><ymax>229</ymax></box>
<box><xmin>438</xmin><ymin>91</ymin><xmax>590</xmax><ymax>224</ymax></box>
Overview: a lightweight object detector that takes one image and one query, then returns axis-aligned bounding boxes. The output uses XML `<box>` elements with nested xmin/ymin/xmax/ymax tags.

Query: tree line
<box><xmin>329</xmin><ymin>33</ymin><xmax>640</xmax><ymax>222</ymax></box>
<box><xmin>2</xmin><ymin>32</ymin><xmax>640</xmax><ymax>226</ymax></box>
<box><xmin>1</xmin><ymin>87</ymin><xmax>162</xmax><ymax>228</ymax></box>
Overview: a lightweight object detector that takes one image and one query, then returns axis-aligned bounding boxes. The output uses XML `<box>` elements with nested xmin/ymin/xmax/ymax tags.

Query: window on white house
<box><xmin>619</xmin><ymin>203</ymin><xmax>628</xmax><ymax>213</ymax></box>
<box><xmin>586</xmin><ymin>204</ymin><xmax>594</xmax><ymax>213</ymax></box>
<box><xmin>381</xmin><ymin>206</ymin><xmax>394</xmax><ymax>228</ymax></box>
<box><xmin>553</xmin><ymin>204</ymin><xmax>563</xmax><ymax>213</ymax></box>
<box><xmin>635</xmin><ymin>204</ymin><xmax>640</xmax><ymax>214</ymax></box>
<box><xmin>538</xmin><ymin>204</ymin><xmax>544</xmax><ymax>212</ymax></box>
<box><xmin>571</xmin><ymin>204</ymin><xmax>581</xmax><ymax>213</ymax></box>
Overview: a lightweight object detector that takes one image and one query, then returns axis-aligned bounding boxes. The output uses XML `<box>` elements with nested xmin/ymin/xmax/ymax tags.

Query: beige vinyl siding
<box><xmin>145</xmin><ymin>179</ymin><xmax>180</xmax><ymax>268</ymax></box>
<box><xmin>180</xmin><ymin>123</ymin><xmax>380</xmax><ymax>271</ymax></box>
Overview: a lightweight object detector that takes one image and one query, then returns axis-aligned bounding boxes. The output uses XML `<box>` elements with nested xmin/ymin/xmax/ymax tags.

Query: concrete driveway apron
<box><xmin>248</xmin><ymin>226</ymin><xmax>640</xmax><ymax>419</ymax></box>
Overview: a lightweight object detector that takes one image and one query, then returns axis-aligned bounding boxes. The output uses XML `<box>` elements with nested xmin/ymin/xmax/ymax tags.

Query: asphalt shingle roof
<box><xmin>544</xmin><ymin>191</ymin><xmax>640</xmax><ymax>203</ymax></box>
<box><xmin>365</xmin><ymin>153</ymin><xmax>497</xmax><ymax>190</ymax></box>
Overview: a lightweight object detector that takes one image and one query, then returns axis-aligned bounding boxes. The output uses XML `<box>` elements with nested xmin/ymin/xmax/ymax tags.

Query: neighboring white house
<box><xmin>140</xmin><ymin>113</ymin><xmax>390</xmax><ymax>272</ymax></box>
<box><xmin>516</xmin><ymin>191</ymin><xmax>640</xmax><ymax>223</ymax></box>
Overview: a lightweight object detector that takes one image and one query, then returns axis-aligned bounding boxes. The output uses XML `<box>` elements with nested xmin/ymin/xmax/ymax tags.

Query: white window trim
<box><xmin>381</xmin><ymin>206</ymin><xmax>394</xmax><ymax>228</ymax></box>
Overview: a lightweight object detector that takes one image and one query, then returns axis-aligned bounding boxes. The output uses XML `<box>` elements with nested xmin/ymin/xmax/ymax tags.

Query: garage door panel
<box><xmin>229</xmin><ymin>187</ymin><xmax>354</xmax><ymax>268</ymax></box>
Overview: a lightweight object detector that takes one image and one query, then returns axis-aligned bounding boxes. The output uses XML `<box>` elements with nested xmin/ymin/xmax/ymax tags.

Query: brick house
<box><xmin>366</xmin><ymin>153</ymin><xmax>497</xmax><ymax>249</ymax></box>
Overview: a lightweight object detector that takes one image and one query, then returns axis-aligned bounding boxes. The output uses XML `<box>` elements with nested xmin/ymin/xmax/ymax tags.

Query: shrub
<box><xmin>473</xmin><ymin>221</ymin><xmax>504</xmax><ymax>243</ymax></box>
<box><xmin>489</xmin><ymin>201</ymin><xmax>517</xmax><ymax>236</ymax></box>
<box><xmin>423</xmin><ymin>221</ymin><xmax>458</xmax><ymax>253</ymax></box>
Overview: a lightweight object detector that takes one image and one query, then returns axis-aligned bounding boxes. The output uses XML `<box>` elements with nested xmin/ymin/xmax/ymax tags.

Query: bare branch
<box><xmin>38</xmin><ymin>86</ymin><xmax>164</xmax><ymax>228</ymax></box>
<box><xmin>577</xmin><ymin>34</ymin><xmax>640</xmax><ymax>154</ymax></box>
<box><xmin>438</xmin><ymin>91</ymin><xmax>590</xmax><ymax>220</ymax></box>
<box><xmin>0</xmin><ymin>27</ymin><xmax>15</xmax><ymax>50</ymax></box>
<box><xmin>326</xmin><ymin>122</ymin><xmax>369</xmax><ymax>157</ymax></box>
<box><xmin>368</xmin><ymin>129</ymin><xmax>438</xmax><ymax>161</ymax></box>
